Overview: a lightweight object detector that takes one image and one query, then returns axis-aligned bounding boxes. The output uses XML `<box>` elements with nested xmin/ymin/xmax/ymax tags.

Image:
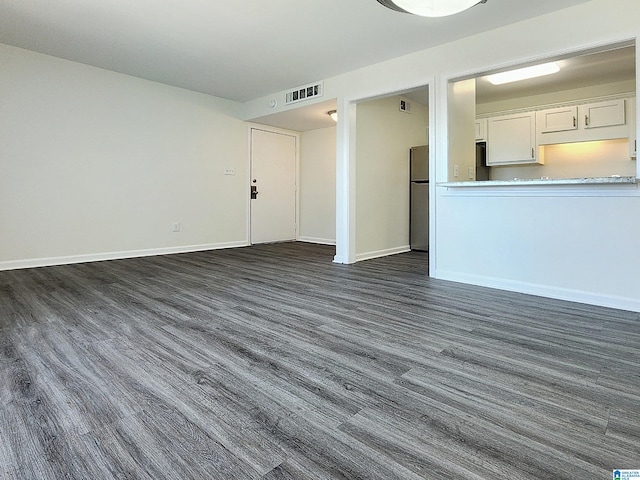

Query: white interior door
<box><xmin>250</xmin><ymin>128</ymin><xmax>297</xmax><ymax>244</ymax></box>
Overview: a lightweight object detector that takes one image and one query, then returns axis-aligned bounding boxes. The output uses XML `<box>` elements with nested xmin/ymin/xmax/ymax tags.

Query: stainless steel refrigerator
<box><xmin>410</xmin><ymin>145</ymin><xmax>429</xmax><ymax>251</ymax></box>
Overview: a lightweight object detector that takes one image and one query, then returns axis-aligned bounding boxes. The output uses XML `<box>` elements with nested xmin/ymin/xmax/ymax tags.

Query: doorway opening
<box><xmin>350</xmin><ymin>86</ymin><xmax>431</xmax><ymax>265</ymax></box>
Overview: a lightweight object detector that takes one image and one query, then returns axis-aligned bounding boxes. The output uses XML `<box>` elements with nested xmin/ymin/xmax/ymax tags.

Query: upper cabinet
<box><xmin>537</xmin><ymin>97</ymin><xmax>631</xmax><ymax>145</ymax></box>
<box><xmin>582</xmin><ymin>98</ymin><xmax>625</xmax><ymax>129</ymax></box>
<box><xmin>629</xmin><ymin>99</ymin><xmax>637</xmax><ymax>158</ymax></box>
<box><xmin>486</xmin><ymin>112</ymin><xmax>539</xmax><ymax>166</ymax></box>
<box><xmin>475</xmin><ymin>118</ymin><xmax>487</xmax><ymax>142</ymax></box>
<box><xmin>538</xmin><ymin>106</ymin><xmax>578</xmax><ymax>133</ymax></box>
<box><xmin>480</xmin><ymin>95</ymin><xmax>635</xmax><ymax>166</ymax></box>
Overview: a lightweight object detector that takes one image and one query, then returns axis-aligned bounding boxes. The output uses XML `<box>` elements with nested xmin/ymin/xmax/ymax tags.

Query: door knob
<box><xmin>251</xmin><ymin>185</ymin><xmax>259</xmax><ymax>199</ymax></box>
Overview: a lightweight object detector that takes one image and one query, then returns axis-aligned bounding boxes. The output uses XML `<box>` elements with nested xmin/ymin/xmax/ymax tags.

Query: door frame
<box><xmin>335</xmin><ymin>81</ymin><xmax>434</xmax><ymax>272</ymax></box>
<box><xmin>246</xmin><ymin>124</ymin><xmax>301</xmax><ymax>245</ymax></box>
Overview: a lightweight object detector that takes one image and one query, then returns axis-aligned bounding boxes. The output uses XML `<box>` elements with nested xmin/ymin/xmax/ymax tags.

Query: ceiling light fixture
<box><xmin>377</xmin><ymin>0</ymin><xmax>487</xmax><ymax>17</ymax></box>
<box><xmin>328</xmin><ymin>110</ymin><xmax>338</xmax><ymax>122</ymax></box>
<box><xmin>487</xmin><ymin>62</ymin><xmax>560</xmax><ymax>85</ymax></box>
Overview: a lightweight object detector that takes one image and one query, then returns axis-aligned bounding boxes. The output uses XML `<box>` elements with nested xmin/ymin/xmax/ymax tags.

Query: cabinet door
<box><xmin>538</xmin><ymin>106</ymin><xmax>578</xmax><ymax>133</ymax></box>
<box><xmin>582</xmin><ymin>99</ymin><xmax>625</xmax><ymax>129</ymax></box>
<box><xmin>475</xmin><ymin>118</ymin><xmax>487</xmax><ymax>141</ymax></box>
<box><xmin>487</xmin><ymin>112</ymin><xmax>539</xmax><ymax>165</ymax></box>
<box><xmin>627</xmin><ymin>97</ymin><xmax>636</xmax><ymax>158</ymax></box>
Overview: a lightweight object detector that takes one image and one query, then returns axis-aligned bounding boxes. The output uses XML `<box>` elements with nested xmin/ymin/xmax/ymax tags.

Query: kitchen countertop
<box><xmin>439</xmin><ymin>176</ymin><xmax>638</xmax><ymax>187</ymax></box>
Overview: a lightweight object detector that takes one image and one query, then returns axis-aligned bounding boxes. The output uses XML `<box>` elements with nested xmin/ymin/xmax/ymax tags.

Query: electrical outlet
<box><xmin>468</xmin><ymin>166</ymin><xmax>474</xmax><ymax>179</ymax></box>
<box><xmin>454</xmin><ymin>164</ymin><xmax>459</xmax><ymax>178</ymax></box>
<box><xmin>172</xmin><ymin>222</ymin><xmax>181</xmax><ymax>232</ymax></box>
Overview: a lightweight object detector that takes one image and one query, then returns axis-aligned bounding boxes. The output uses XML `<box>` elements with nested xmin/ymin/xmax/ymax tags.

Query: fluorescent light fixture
<box><xmin>328</xmin><ymin>110</ymin><xmax>338</xmax><ymax>122</ymax></box>
<box><xmin>377</xmin><ymin>0</ymin><xmax>487</xmax><ymax>17</ymax></box>
<box><xmin>487</xmin><ymin>62</ymin><xmax>560</xmax><ymax>85</ymax></box>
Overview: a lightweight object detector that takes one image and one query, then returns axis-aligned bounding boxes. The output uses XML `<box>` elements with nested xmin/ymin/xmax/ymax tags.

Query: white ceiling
<box><xmin>0</xmin><ymin>0</ymin><xmax>590</xmax><ymax>103</ymax></box>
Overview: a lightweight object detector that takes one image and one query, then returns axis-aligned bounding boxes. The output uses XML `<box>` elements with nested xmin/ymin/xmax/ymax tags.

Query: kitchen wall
<box><xmin>0</xmin><ymin>44</ymin><xmax>248</xmax><ymax>270</ymax></box>
<box><xmin>299</xmin><ymin>126</ymin><xmax>336</xmax><ymax>244</ymax></box>
<box><xmin>355</xmin><ymin>95</ymin><xmax>428</xmax><ymax>260</ymax></box>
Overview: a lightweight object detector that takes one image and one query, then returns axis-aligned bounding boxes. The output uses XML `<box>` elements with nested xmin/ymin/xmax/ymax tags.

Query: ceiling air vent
<box><xmin>285</xmin><ymin>81</ymin><xmax>324</xmax><ymax>105</ymax></box>
<box><xmin>399</xmin><ymin>98</ymin><xmax>411</xmax><ymax>113</ymax></box>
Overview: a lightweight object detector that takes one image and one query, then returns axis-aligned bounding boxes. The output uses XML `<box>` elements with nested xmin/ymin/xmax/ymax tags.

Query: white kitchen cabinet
<box><xmin>475</xmin><ymin>118</ymin><xmax>487</xmax><ymax>142</ymax></box>
<box><xmin>538</xmin><ymin>106</ymin><xmax>578</xmax><ymax>133</ymax></box>
<box><xmin>537</xmin><ymin>97</ymin><xmax>630</xmax><ymax>145</ymax></box>
<box><xmin>487</xmin><ymin>112</ymin><xmax>540</xmax><ymax>165</ymax></box>
<box><xmin>581</xmin><ymin>98</ymin><xmax>625</xmax><ymax>129</ymax></box>
<box><xmin>627</xmin><ymin>97</ymin><xmax>636</xmax><ymax>158</ymax></box>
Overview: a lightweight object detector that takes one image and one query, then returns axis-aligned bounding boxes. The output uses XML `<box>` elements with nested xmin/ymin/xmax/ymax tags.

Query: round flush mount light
<box><xmin>377</xmin><ymin>0</ymin><xmax>487</xmax><ymax>17</ymax></box>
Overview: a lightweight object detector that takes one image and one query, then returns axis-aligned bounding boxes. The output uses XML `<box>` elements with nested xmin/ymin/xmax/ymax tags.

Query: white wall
<box><xmin>0</xmin><ymin>44</ymin><xmax>248</xmax><ymax>269</ymax></box>
<box><xmin>299</xmin><ymin>126</ymin><xmax>336</xmax><ymax>244</ymax></box>
<box><xmin>436</xmin><ymin>189</ymin><xmax>640</xmax><ymax>310</ymax></box>
<box><xmin>448</xmin><ymin>79</ymin><xmax>476</xmax><ymax>181</ymax></box>
<box><xmin>355</xmin><ymin>95</ymin><xmax>428</xmax><ymax>260</ymax></box>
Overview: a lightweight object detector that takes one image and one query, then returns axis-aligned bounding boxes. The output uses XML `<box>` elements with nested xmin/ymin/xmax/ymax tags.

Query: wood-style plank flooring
<box><xmin>1</xmin><ymin>242</ymin><xmax>639</xmax><ymax>479</ymax></box>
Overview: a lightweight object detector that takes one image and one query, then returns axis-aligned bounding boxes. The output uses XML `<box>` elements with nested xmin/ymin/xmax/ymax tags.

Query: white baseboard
<box><xmin>333</xmin><ymin>254</ymin><xmax>352</xmax><ymax>264</ymax></box>
<box><xmin>297</xmin><ymin>236</ymin><xmax>336</xmax><ymax>246</ymax></box>
<box><xmin>0</xmin><ymin>240</ymin><xmax>250</xmax><ymax>271</ymax></box>
<box><xmin>356</xmin><ymin>245</ymin><xmax>411</xmax><ymax>262</ymax></box>
<box><xmin>436</xmin><ymin>269</ymin><xmax>640</xmax><ymax>313</ymax></box>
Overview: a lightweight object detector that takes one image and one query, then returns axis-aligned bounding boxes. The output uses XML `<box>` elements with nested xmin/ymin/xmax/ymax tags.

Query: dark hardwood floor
<box><xmin>1</xmin><ymin>242</ymin><xmax>639</xmax><ymax>479</ymax></box>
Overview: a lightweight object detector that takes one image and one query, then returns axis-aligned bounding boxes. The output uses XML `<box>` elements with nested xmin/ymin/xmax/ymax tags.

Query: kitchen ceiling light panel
<box><xmin>487</xmin><ymin>62</ymin><xmax>560</xmax><ymax>85</ymax></box>
<box><xmin>378</xmin><ymin>0</ymin><xmax>487</xmax><ymax>17</ymax></box>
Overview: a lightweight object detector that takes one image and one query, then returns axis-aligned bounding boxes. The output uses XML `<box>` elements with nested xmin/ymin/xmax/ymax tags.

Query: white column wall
<box><xmin>299</xmin><ymin>126</ymin><xmax>337</xmax><ymax>245</ymax></box>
